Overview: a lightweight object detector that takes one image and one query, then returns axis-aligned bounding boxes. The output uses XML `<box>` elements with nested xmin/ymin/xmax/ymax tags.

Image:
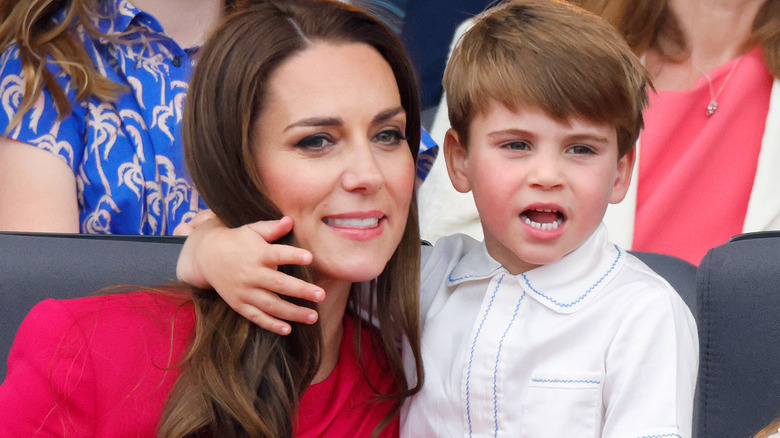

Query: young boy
<box><xmin>177</xmin><ymin>0</ymin><xmax>697</xmax><ymax>436</ymax></box>
<box><xmin>400</xmin><ymin>0</ymin><xmax>697</xmax><ymax>436</ymax></box>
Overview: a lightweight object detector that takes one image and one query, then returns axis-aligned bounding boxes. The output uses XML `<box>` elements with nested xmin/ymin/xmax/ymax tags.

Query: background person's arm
<box><xmin>0</xmin><ymin>136</ymin><xmax>79</xmax><ymax>232</ymax></box>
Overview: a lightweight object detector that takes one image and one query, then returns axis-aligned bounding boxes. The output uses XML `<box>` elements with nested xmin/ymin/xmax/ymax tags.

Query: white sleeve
<box><xmin>601</xmin><ymin>285</ymin><xmax>699</xmax><ymax>438</ymax></box>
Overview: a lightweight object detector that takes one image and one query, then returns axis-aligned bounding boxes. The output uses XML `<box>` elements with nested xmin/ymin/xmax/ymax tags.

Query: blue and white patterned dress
<box><xmin>0</xmin><ymin>0</ymin><xmax>438</xmax><ymax>235</ymax></box>
<box><xmin>0</xmin><ymin>0</ymin><xmax>204</xmax><ymax>234</ymax></box>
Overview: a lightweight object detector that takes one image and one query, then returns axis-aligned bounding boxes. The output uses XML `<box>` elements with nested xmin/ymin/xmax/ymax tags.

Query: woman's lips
<box><xmin>322</xmin><ymin>212</ymin><xmax>385</xmax><ymax>241</ymax></box>
<box><xmin>322</xmin><ymin>217</ymin><xmax>380</xmax><ymax>228</ymax></box>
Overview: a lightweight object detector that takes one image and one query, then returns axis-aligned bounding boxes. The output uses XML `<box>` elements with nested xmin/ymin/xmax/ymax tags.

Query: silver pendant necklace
<box><xmin>692</xmin><ymin>56</ymin><xmax>744</xmax><ymax>117</ymax></box>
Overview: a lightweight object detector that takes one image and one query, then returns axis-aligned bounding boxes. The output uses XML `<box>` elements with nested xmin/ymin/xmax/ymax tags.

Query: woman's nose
<box><xmin>341</xmin><ymin>143</ymin><xmax>385</xmax><ymax>194</ymax></box>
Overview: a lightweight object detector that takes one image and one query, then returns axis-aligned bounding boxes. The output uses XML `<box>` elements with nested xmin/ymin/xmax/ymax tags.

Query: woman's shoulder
<box><xmin>2</xmin><ymin>290</ymin><xmax>195</xmax><ymax>435</ymax></box>
<box><xmin>43</xmin><ymin>288</ymin><xmax>192</xmax><ymax>320</ymax></box>
<box><xmin>20</xmin><ymin>289</ymin><xmax>195</xmax><ymax>355</ymax></box>
<box><xmin>12</xmin><ymin>289</ymin><xmax>195</xmax><ymax>383</ymax></box>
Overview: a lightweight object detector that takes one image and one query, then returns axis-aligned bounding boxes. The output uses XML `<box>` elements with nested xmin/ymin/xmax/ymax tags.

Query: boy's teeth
<box><xmin>324</xmin><ymin>217</ymin><xmax>379</xmax><ymax>228</ymax></box>
<box><xmin>521</xmin><ymin>208</ymin><xmax>563</xmax><ymax>230</ymax></box>
<box><xmin>522</xmin><ymin>216</ymin><xmax>563</xmax><ymax>230</ymax></box>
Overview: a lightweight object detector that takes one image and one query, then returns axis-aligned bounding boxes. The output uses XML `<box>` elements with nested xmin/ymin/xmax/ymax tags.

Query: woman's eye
<box><xmin>374</xmin><ymin>129</ymin><xmax>406</xmax><ymax>145</ymax></box>
<box><xmin>295</xmin><ymin>134</ymin><xmax>334</xmax><ymax>150</ymax></box>
<box><xmin>568</xmin><ymin>144</ymin><xmax>595</xmax><ymax>155</ymax></box>
<box><xmin>502</xmin><ymin>141</ymin><xmax>531</xmax><ymax>151</ymax></box>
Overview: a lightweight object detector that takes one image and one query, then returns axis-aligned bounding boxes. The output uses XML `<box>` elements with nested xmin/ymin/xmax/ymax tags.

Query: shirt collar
<box><xmin>90</xmin><ymin>0</ymin><xmax>162</xmax><ymax>35</ymax></box>
<box><xmin>447</xmin><ymin>223</ymin><xmax>624</xmax><ymax>314</ymax></box>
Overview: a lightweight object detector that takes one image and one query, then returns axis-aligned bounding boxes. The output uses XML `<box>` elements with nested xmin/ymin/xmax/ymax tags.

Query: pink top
<box><xmin>634</xmin><ymin>46</ymin><xmax>772</xmax><ymax>265</ymax></box>
<box><xmin>0</xmin><ymin>291</ymin><xmax>398</xmax><ymax>437</ymax></box>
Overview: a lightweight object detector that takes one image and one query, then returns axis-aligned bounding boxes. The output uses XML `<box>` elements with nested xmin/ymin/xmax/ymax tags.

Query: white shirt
<box><xmin>401</xmin><ymin>224</ymin><xmax>698</xmax><ymax>437</ymax></box>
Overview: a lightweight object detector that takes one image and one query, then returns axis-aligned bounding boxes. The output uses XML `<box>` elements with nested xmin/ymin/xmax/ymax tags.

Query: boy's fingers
<box><xmin>246</xmin><ymin>216</ymin><xmax>294</xmax><ymax>242</ymax></box>
<box><xmin>236</xmin><ymin>305</ymin><xmax>294</xmax><ymax>335</ymax></box>
<box><xmin>264</xmin><ymin>244</ymin><xmax>313</xmax><ymax>267</ymax></box>
<box><xmin>242</xmin><ymin>292</ymin><xmax>319</xmax><ymax>326</ymax></box>
<box><xmin>253</xmin><ymin>268</ymin><xmax>324</xmax><ymax>302</ymax></box>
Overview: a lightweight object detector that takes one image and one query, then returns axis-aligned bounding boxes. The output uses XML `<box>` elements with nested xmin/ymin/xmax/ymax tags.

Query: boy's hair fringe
<box><xmin>444</xmin><ymin>0</ymin><xmax>651</xmax><ymax>157</ymax></box>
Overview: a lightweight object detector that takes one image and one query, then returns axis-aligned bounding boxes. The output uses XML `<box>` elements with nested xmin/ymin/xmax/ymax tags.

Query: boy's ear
<box><xmin>609</xmin><ymin>148</ymin><xmax>636</xmax><ymax>204</ymax></box>
<box><xmin>443</xmin><ymin>128</ymin><xmax>472</xmax><ymax>193</ymax></box>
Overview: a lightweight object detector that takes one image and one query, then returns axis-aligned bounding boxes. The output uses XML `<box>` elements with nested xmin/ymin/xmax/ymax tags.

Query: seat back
<box><xmin>0</xmin><ymin>232</ymin><xmax>185</xmax><ymax>381</ymax></box>
<box><xmin>695</xmin><ymin>232</ymin><xmax>780</xmax><ymax>438</ymax></box>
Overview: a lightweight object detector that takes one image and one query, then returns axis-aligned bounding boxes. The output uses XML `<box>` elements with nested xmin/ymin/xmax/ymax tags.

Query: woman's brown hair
<box><xmin>158</xmin><ymin>1</ymin><xmax>423</xmax><ymax>436</ymax></box>
<box><xmin>576</xmin><ymin>0</ymin><xmax>780</xmax><ymax>78</ymax></box>
<box><xmin>0</xmin><ymin>0</ymin><xmax>244</xmax><ymax>132</ymax></box>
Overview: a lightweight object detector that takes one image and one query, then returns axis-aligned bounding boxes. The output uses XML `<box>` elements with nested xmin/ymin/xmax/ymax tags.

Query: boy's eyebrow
<box><xmin>488</xmin><ymin>128</ymin><xmax>533</xmax><ymax>138</ymax></box>
<box><xmin>488</xmin><ymin>129</ymin><xmax>612</xmax><ymax>144</ymax></box>
<box><xmin>283</xmin><ymin>107</ymin><xmax>405</xmax><ymax>132</ymax></box>
<box><xmin>567</xmin><ymin>133</ymin><xmax>612</xmax><ymax>144</ymax></box>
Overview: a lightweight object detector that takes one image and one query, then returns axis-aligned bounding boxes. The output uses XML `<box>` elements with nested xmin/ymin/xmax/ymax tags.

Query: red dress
<box><xmin>0</xmin><ymin>291</ymin><xmax>398</xmax><ymax>437</ymax></box>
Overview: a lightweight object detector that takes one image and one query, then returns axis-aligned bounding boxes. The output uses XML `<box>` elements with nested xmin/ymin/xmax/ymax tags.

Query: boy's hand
<box><xmin>173</xmin><ymin>209</ymin><xmax>216</xmax><ymax>236</ymax></box>
<box><xmin>177</xmin><ymin>215</ymin><xmax>324</xmax><ymax>335</ymax></box>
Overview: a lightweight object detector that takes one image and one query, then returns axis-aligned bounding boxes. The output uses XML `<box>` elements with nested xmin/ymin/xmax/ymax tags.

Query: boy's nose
<box><xmin>527</xmin><ymin>153</ymin><xmax>564</xmax><ymax>189</ymax></box>
<box><xmin>341</xmin><ymin>143</ymin><xmax>384</xmax><ymax>194</ymax></box>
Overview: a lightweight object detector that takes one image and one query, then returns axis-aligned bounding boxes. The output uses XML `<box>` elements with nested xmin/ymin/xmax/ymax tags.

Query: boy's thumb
<box><xmin>246</xmin><ymin>216</ymin><xmax>294</xmax><ymax>241</ymax></box>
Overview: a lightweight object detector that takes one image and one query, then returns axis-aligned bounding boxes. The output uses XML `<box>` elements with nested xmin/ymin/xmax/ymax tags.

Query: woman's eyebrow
<box><xmin>372</xmin><ymin>106</ymin><xmax>405</xmax><ymax>124</ymax></box>
<box><xmin>283</xmin><ymin>107</ymin><xmax>405</xmax><ymax>132</ymax></box>
<box><xmin>284</xmin><ymin>116</ymin><xmax>343</xmax><ymax>132</ymax></box>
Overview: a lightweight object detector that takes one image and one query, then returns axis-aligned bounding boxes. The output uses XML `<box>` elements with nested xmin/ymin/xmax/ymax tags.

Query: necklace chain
<box><xmin>691</xmin><ymin>56</ymin><xmax>744</xmax><ymax>117</ymax></box>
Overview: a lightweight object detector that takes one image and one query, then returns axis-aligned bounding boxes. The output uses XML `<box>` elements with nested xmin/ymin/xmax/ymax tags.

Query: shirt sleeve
<box><xmin>0</xmin><ymin>299</ymin><xmax>96</xmax><ymax>436</ymax></box>
<box><xmin>601</xmin><ymin>285</ymin><xmax>699</xmax><ymax>438</ymax></box>
<box><xmin>0</xmin><ymin>44</ymin><xmax>87</xmax><ymax>173</ymax></box>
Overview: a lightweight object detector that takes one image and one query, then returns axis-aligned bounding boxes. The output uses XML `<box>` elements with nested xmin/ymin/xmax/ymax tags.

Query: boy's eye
<box><xmin>501</xmin><ymin>140</ymin><xmax>531</xmax><ymax>151</ymax></box>
<box><xmin>295</xmin><ymin>134</ymin><xmax>335</xmax><ymax>150</ymax></box>
<box><xmin>373</xmin><ymin>129</ymin><xmax>406</xmax><ymax>146</ymax></box>
<box><xmin>568</xmin><ymin>144</ymin><xmax>595</xmax><ymax>155</ymax></box>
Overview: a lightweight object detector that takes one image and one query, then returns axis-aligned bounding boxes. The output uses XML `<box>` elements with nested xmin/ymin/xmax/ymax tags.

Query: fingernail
<box><xmin>280</xmin><ymin>325</ymin><xmax>291</xmax><ymax>335</ymax></box>
<box><xmin>307</xmin><ymin>312</ymin><xmax>317</xmax><ymax>324</ymax></box>
<box><xmin>313</xmin><ymin>289</ymin><xmax>325</xmax><ymax>302</ymax></box>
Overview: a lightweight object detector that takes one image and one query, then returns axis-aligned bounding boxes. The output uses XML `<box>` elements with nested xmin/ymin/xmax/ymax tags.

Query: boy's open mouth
<box><xmin>520</xmin><ymin>208</ymin><xmax>565</xmax><ymax>230</ymax></box>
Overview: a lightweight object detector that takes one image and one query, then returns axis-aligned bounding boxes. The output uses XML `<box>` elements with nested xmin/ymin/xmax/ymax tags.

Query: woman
<box><xmin>0</xmin><ymin>1</ymin><xmax>424</xmax><ymax>435</ymax></box>
<box><xmin>577</xmin><ymin>0</ymin><xmax>780</xmax><ymax>264</ymax></box>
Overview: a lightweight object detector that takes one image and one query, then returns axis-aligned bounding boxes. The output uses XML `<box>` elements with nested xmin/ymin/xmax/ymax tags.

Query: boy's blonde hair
<box><xmin>444</xmin><ymin>0</ymin><xmax>651</xmax><ymax>157</ymax></box>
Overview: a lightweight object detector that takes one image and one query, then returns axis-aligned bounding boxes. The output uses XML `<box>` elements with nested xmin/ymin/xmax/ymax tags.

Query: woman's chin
<box><xmin>314</xmin><ymin>261</ymin><xmax>388</xmax><ymax>286</ymax></box>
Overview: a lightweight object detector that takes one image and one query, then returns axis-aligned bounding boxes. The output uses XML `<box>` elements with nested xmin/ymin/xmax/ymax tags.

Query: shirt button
<box><xmin>172</xmin><ymin>56</ymin><xmax>182</xmax><ymax>67</ymax></box>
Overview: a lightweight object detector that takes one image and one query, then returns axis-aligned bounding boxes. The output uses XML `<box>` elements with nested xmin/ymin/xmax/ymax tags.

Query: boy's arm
<box><xmin>176</xmin><ymin>216</ymin><xmax>324</xmax><ymax>334</ymax></box>
<box><xmin>602</xmin><ymin>288</ymin><xmax>698</xmax><ymax>438</ymax></box>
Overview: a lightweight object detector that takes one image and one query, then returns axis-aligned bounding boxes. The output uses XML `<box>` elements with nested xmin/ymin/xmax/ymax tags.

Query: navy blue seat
<box><xmin>695</xmin><ymin>232</ymin><xmax>780</xmax><ymax>438</ymax></box>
